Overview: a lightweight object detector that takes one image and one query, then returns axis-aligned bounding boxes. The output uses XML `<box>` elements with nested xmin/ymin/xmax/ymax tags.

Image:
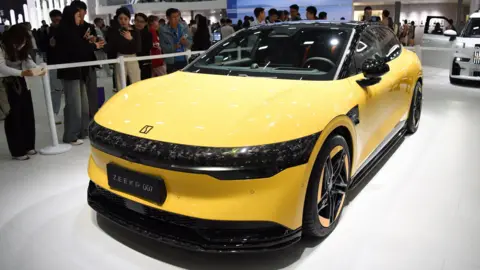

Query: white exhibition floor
<box><xmin>1</xmin><ymin>67</ymin><xmax>480</xmax><ymax>270</ymax></box>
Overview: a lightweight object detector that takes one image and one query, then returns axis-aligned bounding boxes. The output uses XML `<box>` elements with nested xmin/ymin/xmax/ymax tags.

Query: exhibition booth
<box><xmin>1</xmin><ymin>0</ymin><xmax>480</xmax><ymax>269</ymax></box>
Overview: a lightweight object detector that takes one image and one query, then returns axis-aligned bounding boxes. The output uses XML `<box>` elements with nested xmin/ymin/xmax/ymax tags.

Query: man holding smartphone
<box><xmin>160</xmin><ymin>8</ymin><xmax>192</xmax><ymax>74</ymax></box>
<box><xmin>71</xmin><ymin>0</ymin><xmax>102</xmax><ymax>118</ymax></box>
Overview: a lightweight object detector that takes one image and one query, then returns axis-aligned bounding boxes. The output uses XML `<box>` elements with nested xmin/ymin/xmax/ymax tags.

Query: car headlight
<box><xmin>455</xmin><ymin>57</ymin><xmax>470</xmax><ymax>62</ymax></box>
<box><xmin>89</xmin><ymin>121</ymin><xmax>320</xmax><ymax>180</ymax></box>
<box><xmin>216</xmin><ymin>133</ymin><xmax>320</xmax><ymax>168</ymax></box>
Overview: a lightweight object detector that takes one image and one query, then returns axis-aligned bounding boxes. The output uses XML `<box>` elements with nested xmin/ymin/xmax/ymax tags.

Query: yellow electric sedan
<box><xmin>87</xmin><ymin>21</ymin><xmax>422</xmax><ymax>252</ymax></box>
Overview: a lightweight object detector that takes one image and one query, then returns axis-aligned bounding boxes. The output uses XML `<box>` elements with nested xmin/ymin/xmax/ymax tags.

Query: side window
<box><xmin>375</xmin><ymin>27</ymin><xmax>401</xmax><ymax>61</ymax></box>
<box><xmin>349</xmin><ymin>29</ymin><xmax>382</xmax><ymax>75</ymax></box>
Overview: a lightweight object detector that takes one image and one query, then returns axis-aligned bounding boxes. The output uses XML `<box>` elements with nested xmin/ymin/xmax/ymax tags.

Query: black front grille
<box><xmin>88</xmin><ymin>182</ymin><xmax>302</xmax><ymax>252</ymax></box>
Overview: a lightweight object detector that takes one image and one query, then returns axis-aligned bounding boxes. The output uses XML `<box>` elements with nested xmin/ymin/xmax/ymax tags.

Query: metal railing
<box><xmin>36</xmin><ymin>45</ymin><xmax>454</xmax><ymax>155</ymax></box>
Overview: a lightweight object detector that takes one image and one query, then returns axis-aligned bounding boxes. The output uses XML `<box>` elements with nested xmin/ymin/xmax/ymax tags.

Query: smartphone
<box><xmin>84</xmin><ymin>27</ymin><xmax>91</xmax><ymax>37</ymax></box>
<box><xmin>213</xmin><ymin>32</ymin><xmax>221</xmax><ymax>41</ymax></box>
<box><xmin>119</xmin><ymin>27</ymin><xmax>128</xmax><ymax>32</ymax></box>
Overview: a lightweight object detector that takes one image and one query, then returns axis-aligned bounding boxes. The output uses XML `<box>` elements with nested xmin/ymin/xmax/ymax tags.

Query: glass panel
<box><xmin>186</xmin><ymin>26</ymin><xmax>352</xmax><ymax>81</ymax></box>
<box><xmin>462</xmin><ymin>18</ymin><xmax>480</xmax><ymax>38</ymax></box>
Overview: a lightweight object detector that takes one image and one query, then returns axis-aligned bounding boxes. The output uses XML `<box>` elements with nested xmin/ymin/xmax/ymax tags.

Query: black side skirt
<box><xmin>349</xmin><ymin>127</ymin><xmax>406</xmax><ymax>190</ymax></box>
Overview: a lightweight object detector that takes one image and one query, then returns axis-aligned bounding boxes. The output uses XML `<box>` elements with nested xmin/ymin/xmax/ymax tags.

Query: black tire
<box><xmin>303</xmin><ymin>135</ymin><xmax>351</xmax><ymax>238</ymax></box>
<box><xmin>406</xmin><ymin>81</ymin><xmax>423</xmax><ymax>134</ymax></box>
<box><xmin>450</xmin><ymin>77</ymin><xmax>462</xmax><ymax>85</ymax></box>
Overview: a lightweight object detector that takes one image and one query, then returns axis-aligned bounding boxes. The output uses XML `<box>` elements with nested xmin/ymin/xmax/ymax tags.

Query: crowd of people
<box><xmin>0</xmin><ymin>1</ymin><xmax>207</xmax><ymax>160</ymax></box>
<box><xmin>0</xmin><ymin>1</ymin><xmax>454</xmax><ymax>161</ymax></box>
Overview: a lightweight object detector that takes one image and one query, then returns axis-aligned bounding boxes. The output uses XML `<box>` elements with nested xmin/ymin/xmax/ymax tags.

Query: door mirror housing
<box><xmin>444</xmin><ymin>29</ymin><xmax>458</xmax><ymax>41</ymax></box>
<box><xmin>444</xmin><ymin>29</ymin><xmax>458</xmax><ymax>37</ymax></box>
<box><xmin>356</xmin><ymin>58</ymin><xmax>390</xmax><ymax>87</ymax></box>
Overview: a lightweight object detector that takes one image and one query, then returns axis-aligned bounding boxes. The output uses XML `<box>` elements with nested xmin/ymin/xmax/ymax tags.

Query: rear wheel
<box><xmin>406</xmin><ymin>81</ymin><xmax>423</xmax><ymax>134</ymax></box>
<box><xmin>303</xmin><ymin>135</ymin><xmax>351</xmax><ymax>238</ymax></box>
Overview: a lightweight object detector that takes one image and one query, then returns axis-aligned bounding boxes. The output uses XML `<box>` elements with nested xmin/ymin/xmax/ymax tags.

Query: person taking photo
<box><xmin>134</xmin><ymin>13</ymin><xmax>153</xmax><ymax>80</ymax></box>
<box><xmin>0</xmin><ymin>25</ymin><xmax>44</xmax><ymax>160</ymax></box>
<box><xmin>105</xmin><ymin>7</ymin><xmax>142</xmax><ymax>88</ymax></box>
<box><xmin>160</xmin><ymin>8</ymin><xmax>192</xmax><ymax>73</ymax></box>
<box><xmin>148</xmin><ymin>15</ymin><xmax>166</xmax><ymax>77</ymax></box>
<box><xmin>56</xmin><ymin>5</ymin><xmax>104</xmax><ymax>146</ymax></box>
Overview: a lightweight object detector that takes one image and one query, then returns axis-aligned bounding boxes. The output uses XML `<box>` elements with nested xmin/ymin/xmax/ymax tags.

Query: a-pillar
<box><xmin>457</xmin><ymin>0</ymin><xmax>463</xmax><ymax>29</ymax></box>
<box><xmin>471</xmin><ymin>0</ymin><xmax>480</xmax><ymax>13</ymax></box>
<box><xmin>394</xmin><ymin>1</ymin><xmax>401</xmax><ymax>24</ymax></box>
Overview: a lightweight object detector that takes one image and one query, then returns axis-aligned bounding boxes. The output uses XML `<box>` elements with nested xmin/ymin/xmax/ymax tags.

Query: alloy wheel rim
<box><xmin>317</xmin><ymin>146</ymin><xmax>349</xmax><ymax>227</ymax></box>
<box><xmin>412</xmin><ymin>85</ymin><xmax>422</xmax><ymax>128</ymax></box>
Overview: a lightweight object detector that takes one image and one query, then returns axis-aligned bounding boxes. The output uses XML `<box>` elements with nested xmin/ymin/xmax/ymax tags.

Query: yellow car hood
<box><xmin>94</xmin><ymin>72</ymin><xmax>354</xmax><ymax>147</ymax></box>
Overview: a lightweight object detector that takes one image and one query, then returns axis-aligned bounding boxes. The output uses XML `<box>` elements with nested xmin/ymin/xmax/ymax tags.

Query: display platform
<box><xmin>0</xmin><ymin>67</ymin><xmax>479</xmax><ymax>270</ymax></box>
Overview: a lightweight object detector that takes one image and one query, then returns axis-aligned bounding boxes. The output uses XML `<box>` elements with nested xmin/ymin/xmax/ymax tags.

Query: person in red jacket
<box><xmin>148</xmin><ymin>15</ymin><xmax>166</xmax><ymax>77</ymax></box>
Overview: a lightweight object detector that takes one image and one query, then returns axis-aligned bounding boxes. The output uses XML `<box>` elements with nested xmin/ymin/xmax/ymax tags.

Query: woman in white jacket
<box><xmin>0</xmin><ymin>25</ymin><xmax>43</xmax><ymax>160</ymax></box>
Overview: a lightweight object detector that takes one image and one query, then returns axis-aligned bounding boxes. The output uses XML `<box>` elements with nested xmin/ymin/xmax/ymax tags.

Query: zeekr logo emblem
<box><xmin>139</xmin><ymin>125</ymin><xmax>154</xmax><ymax>134</ymax></box>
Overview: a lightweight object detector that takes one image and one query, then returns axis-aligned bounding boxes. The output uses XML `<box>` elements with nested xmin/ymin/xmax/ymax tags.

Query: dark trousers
<box><xmin>4</xmin><ymin>78</ymin><xmax>36</xmax><ymax>157</ymax></box>
<box><xmin>84</xmin><ymin>67</ymin><xmax>98</xmax><ymax>118</ymax></box>
<box><xmin>112</xmin><ymin>64</ymin><xmax>117</xmax><ymax>90</ymax></box>
<box><xmin>139</xmin><ymin>62</ymin><xmax>152</xmax><ymax>80</ymax></box>
<box><xmin>167</xmin><ymin>62</ymin><xmax>187</xmax><ymax>74</ymax></box>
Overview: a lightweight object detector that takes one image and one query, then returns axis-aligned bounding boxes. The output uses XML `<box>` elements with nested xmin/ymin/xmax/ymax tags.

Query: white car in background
<box><xmin>449</xmin><ymin>12</ymin><xmax>480</xmax><ymax>84</ymax></box>
<box><xmin>422</xmin><ymin>13</ymin><xmax>480</xmax><ymax>84</ymax></box>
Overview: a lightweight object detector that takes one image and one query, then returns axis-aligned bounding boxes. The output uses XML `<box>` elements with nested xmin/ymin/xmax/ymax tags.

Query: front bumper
<box><xmin>88</xmin><ymin>181</ymin><xmax>302</xmax><ymax>252</ymax></box>
<box><xmin>450</xmin><ymin>50</ymin><xmax>480</xmax><ymax>81</ymax></box>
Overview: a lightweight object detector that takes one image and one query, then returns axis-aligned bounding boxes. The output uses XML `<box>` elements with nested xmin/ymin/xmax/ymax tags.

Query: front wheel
<box><xmin>302</xmin><ymin>135</ymin><xmax>351</xmax><ymax>238</ymax></box>
<box><xmin>406</xmin><ymin>81</ymin><xmax>423</xmax><ymax>134</ymax></box>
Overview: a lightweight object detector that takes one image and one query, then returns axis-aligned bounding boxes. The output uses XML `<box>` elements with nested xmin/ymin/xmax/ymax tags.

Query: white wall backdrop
<box><xmin>8</xmin><ymin>0</ymin><xmax>86</xmax><ymax>28</ymax></box>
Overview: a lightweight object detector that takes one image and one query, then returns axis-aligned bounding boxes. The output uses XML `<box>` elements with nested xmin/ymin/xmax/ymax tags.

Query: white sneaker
<box><xmin>13</xmin><ymin>155</ymin><xmax>30</xmax><ymax>161</ymax></box>
<box><xmin>70</xmin><ymin>139</ymin><xmax>84</xmax><ymax>146</ymax></box>
<box><xmin>55</xmin><ymin>114</ymin><xmax>62</xmax><ymax>125</ymax></box>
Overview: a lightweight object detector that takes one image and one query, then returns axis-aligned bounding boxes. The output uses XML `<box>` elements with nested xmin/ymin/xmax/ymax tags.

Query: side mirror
<box><xmin>444</xmin><ymin>29</ymin><xmax>457</xmax><ymax>41</ymax></box>
<box><xmin>444</xmin><ymin>29</ymin><xmax>458</xmax><ymax>37</ymax></box>
<box><xmin>357</xmin><ymin>58</ymin><xmax>390</xmax><ymax>88</ymax></box>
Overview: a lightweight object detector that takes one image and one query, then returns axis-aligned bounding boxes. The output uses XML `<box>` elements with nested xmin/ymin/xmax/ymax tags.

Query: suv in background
<box><xmin>423</xmin><ymin>12</ymin><xmax>480</xmax><ymax>83</ymax></box>
<box><xmin>422</xmin><ymin>16</ymin><xmax>457</xmax><ymax>48</ymax></box>
<box><xmin>449</xmin><ymin>12</ymin><xmax>480</xmax><ymax>84</ymax></box>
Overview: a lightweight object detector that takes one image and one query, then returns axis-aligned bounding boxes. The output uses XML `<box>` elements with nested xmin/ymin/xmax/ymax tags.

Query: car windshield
<box><xmin>185</xmin><ymin>24</ymin><xmax>352</xmax><ymax>81</ymax></box>
<box><xmin>462</xmin><ymin>18</ymin><xmax>480</xmax><ymax>37</ymax></box>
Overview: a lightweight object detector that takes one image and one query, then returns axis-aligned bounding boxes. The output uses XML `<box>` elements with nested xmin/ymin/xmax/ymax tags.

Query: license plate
<box><xmin>107</xmin><ymin>163</ymin><xmax>166</xmax><ymax>204</ymax></box>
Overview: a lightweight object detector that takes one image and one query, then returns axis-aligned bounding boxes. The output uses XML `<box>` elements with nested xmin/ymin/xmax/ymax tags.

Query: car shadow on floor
<box><xmin>95</xmin><ymin>135</ymin><xmax>405</xmax><ymax>269</ymax></box>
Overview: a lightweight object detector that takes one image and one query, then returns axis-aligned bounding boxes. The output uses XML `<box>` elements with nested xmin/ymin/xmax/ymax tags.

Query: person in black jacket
<box><xmin>134</xmin><ymin>13</ymin><xmax>152</xmax><ymax>80</ymax></box>
<box><xmin>192</xmin><ymin>15</ymin><xmax>211</xmax><ymax>51</ymax></box>
<box><xmin>56</xmin><ymin>5</ymin><xmax>104</xmax><ymax>145</ymax></box>
<box><xmin>106</xmin><ymin>17</ymin><xmax>120</xmax><ymax>91</ymax></box>
<box><xmin>47</xmin><ymin>9</ymin><xmax>63</xmax><ymax>124</ymax></box>
<box><xmin>71</xmin><ymin>0</ymin><xmax>100</xmax><ymax>118</ymax></box>
<box><xmin>105</xmin><ymin>7</ymin><xmax>141</xmax><ymax>90</ymax></box>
